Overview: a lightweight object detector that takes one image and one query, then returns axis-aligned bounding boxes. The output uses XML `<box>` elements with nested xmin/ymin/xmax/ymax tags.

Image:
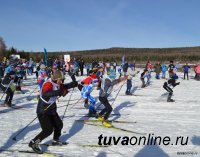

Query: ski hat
<box><xmin>172</xmin><ymin>74</ymin><xmax>178</xmax><ymax>79</ymax></box>
<box><xmin>40</xmin><ymin>64</ymin><xmax>46</xmax><ymax>69</ymax></box>
<box><xmin>107</xmin><ymin>69</ymin><xmax>116</xmax><ymax>79</ymax></box>
<box><xmin>52</xmin><ymin>70</ymin><xmax>63</xmax><ymax>81</ymax></box>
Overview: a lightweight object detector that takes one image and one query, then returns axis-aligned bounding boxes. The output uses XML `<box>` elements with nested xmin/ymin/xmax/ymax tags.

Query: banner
<box><xmin>64</xmin><ymin>55</ymin><xmax>70</xmax><ymax>71</ymax></box>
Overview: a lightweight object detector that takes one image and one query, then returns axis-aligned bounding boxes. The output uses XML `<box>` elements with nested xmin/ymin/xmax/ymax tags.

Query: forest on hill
<box><xmin>19</xmin><ymin>46</ymin><xmax>200</xmax><ymax>63</ymax></box>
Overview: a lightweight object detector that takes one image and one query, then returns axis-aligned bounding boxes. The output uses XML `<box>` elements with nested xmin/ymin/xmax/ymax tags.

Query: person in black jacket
<box><xmin>0</xmin><ymin>71</ymin><xmax>16</xmax><ymax>107</ymax></box>
<box><xmin>29</xmin><ymin>70</ymin><xmax>78</xmax><ymax>154</ymax></box>
<box><xmin>163</xmin><ymin>74</ymin><xmax>180</xmax><ymax>102</ymax></box>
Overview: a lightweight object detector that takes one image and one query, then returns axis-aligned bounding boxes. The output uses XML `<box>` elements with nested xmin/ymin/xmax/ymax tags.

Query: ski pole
<box><xmin>61</xmin><ymin>89</ymin><xmax>74</xmax><ymax>121</ymax></box>
<box><xmin>111</xmin><ymin>79</ymin><xmax>126</xmax><ymax>106</ymax></box>
<box><xmin>12</xmin><ymin>98</ymin><xmax>58</xmax><ymax>141</ymax></box>
<box><xmin>0</xmin><ymin>80</ymin><xmax>13</xmax><ymax>102</ymax></box>
<box><xmin>12</xmin><ymin>116</ymin><xmax>37</xmax><ymax>141</ymax></box>
<box><xmin>26</xmin><ymin>86</ymin><xmax>38</xmax><ymax>100</ymax></box>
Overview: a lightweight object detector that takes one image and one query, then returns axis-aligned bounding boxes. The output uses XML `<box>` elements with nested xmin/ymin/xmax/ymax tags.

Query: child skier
<box><xmin>96</xmin><ymin>69</ymin><xmax>125</xmax><ymax>127</ymax></box>
<box><xmin>78</xmin><ymin>72</ymin><xmax>99</xmax><ymax>115</ymax></box>
<box><xmin>163</xmin><ymin>74</ymin><xmax>180</xmax><ymax>102</ymax></box>
<box><xmin>29</xmin><ymin>70</ymin><xmax>78</xmax><ymax>154</ymax></box>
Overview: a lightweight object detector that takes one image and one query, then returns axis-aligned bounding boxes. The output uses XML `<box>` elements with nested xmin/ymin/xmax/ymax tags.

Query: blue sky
<box><xmin>0</xmin><ymin>0</ymin><xmax>200</xmax><ymax>52</ymax></box>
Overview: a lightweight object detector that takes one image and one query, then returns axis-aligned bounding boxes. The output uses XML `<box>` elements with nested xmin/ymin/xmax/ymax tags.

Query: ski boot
<box><xmin>96</xmin><ymin>115</ymin><xmax>104</xmax><ymax>122</ymax></box>
<box><xmin>88</xmin><ymin>107</ymin><xmax>97</xmax><ymax>117</ymax></box>
<box><xmin>52</xmin><ymin>140</ymin><xmax>68</xmax><ymax>146</ymax></box>
<box><xmin>167</xmin><ymin>93</ymin><xmax>174</xmax><ymax>102</ymax></box>
<box><xmin>167</xmin><ymin>99</ymin><xmax>175</xmax><ymax>102</ymax></box>
<box><xmin>102</xmin><ymin>120</ymin><xmax>113</xmax><ymax>128</ymax></box>
<box><xmin>29</xmin><ymin>140</ymin><xmax>43</xmax><ymax>154</ymax></box>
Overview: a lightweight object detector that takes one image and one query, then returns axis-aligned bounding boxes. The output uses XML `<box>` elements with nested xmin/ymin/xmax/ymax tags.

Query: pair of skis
<box><xmin>76</xmin><ymin>119</ymin><xmax>146</xmax><ymax>135</ymax></box>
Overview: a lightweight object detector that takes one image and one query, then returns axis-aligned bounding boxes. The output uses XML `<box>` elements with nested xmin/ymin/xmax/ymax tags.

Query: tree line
<box><xmin>1</xmin><ymin>36</ymin><xmax>200</xmax><ymax>63</ymax></box>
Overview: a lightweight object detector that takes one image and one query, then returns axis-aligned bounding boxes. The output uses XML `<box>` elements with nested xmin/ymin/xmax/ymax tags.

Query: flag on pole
<box><xmin>44</xmin><ymin>48</ymin><xmax>47</xmax><ymax>66</ymax></box>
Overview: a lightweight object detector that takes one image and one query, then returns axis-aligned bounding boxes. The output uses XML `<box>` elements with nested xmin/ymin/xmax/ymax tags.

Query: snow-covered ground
<box><xmin>0</xmin><ymin>69</ymin><xmax>200</xmax><ymax>157</ymax></box>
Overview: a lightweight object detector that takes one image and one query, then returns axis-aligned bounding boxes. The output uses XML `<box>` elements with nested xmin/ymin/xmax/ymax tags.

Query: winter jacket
<box><xmin>126</xmin><ymin>67</ymin><xmax>137</xmax><ymax>80</ymax></box>
<box><xmin>37</xmin><ymin>79</ymin><xmax>63</xmax><ymax>115</ymax></box>
<box><xmin>168</xmin><ymin>64</ymin><xmax>175</xmax><ymax>72</ymax></box>
<box><xmin>183</xmin><ymin>65</ymin><xmax>190</xmax><ymax>72</ymax></box>
<box><xmin>161</xmin><ymin>64</ymin><xmax>167</xmax><ymax>72</ymax></box>
<box><xmin>37</xmin><ymin>70</ymin><xmax>47</xmax><ymax>83</ymax></box>
<box><xmin>165</xmin><ymin>78</ymin><xmax>179</xmax><ymax>87</ymax></box>
<box><xmin>123</xmin><ymin>63</ymin><xmax>129</xmax><ymax>72</ymax></box>
<box><xmin>195</xmin><ymin>66</ymin><xmax>200</xmax><ymax>74</ymax></box>
<box><xmin>140</xmin><ymin>71</ymin><xmax>147</xmax><ymax>80</ymax></box>
<box><xmin>154</xmin><ymin>64</ymin><xmax>162</xmax><ymax>73</ymax></box>
<box><xmin>99</xmin><ymin>75</ymin><xmax>122</xmax><ymax>98</ymax></box>
<box><xmin>1</xmin><ymin>74</ymin><xmax>14</xmax><ymax>88</ymax></box>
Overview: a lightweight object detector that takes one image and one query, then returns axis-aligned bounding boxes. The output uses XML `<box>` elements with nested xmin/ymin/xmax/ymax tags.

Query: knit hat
<box><xmin>52</xmin><ymin>70</ymin><xmax>63</xmax><ymax>80</ymax></box>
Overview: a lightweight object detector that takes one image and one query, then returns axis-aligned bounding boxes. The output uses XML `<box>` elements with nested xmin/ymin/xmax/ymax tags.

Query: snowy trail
<box><xmin>0</xmin><ymin>70</ymin><xmax>200</xmax><ymax>157</ymax></box>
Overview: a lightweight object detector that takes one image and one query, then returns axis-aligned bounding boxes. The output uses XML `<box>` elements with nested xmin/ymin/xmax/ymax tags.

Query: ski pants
<box><xmin>33</xmin><ymin>113</ymin><xmax>63</xmax><ymax>142</ymax></box>
<box><xmin>162</xmin><ymin>71</ymin><xmax>166</xmax><ymax>78</ymax></box>
<box><xmin>156</xmin><ymin>73</ymin><xmax>160</xmax><ymax>79</ymax></box>
<box><xmin>98</xmin><ymin>96</ymin><xmax>113</xmax><ymax>120</ymax></box>
<box><xmin>163</xmin><ymin>82</ymin><xmax>173</xmax><ymax>94</ymax></box>
<box><xmin>0</xmin><ymin>84</ymin><xmax>14</xmax><ymax>104</ymax></box>
<box><xmin>141</xmin><ymin>78</ymin><xmax>145</xmax><ymax>88</ymax></box>
<box><xmin>126</xmin><ymin>79</ymin><xmax>132</xmax><ymax>93</ymax></box>
<box><xmin>184</xmin><ymin>72</ymin><xmax>189</xmax><ymax>80</ymax></box>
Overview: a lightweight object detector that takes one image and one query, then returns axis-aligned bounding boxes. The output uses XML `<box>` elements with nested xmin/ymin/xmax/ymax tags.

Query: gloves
<box><xmin>60</xmin><ymin>84</ymin><xmax>68</xmax><ymax>97</ymax></box>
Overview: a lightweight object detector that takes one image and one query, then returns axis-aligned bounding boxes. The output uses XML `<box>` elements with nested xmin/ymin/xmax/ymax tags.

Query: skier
<box><xmin>168</xmin><ymin>61</ymin><xmax>175</xmax><ymax>78</ymax></box>
<box><xmin>14</xmin><ymin>65</ymin><xmax>23</xmax><ymax>91</ymax></box>
<box><xmin>123</xmin><ymin>62</ymin><xmax>129</xmax><ymax>76</ymax></box>
<box><xmin>140</xmin><ymin>69</ymin><xmax>148</xmax><ymax>88</ymax></box>
<box><xmin>182</xmin><ymin>63</ymin><xmax>190</xmax><ymax>80</ymax></box>
<box><xmin>154</xmin><ymin>62</ymin><xmax>161</xmax><ymax>79</ymax></box>
<box><xmin>145</xmin><ymin>61</ymin><xmax>153</xmax><ymax>85</ymax></box>
<box><xmin>0</xmin><ymin>71</ymin><xmax>16</xmax><ymax>107</ymax></box>
<box><xmin>161</xmin><ymin>63</ymin><xmax>167</xmax><ymax>79</ymax></box>
<box><xmin>96</xmin><ymin>69</ymin><xmax>125</xmax><ymax>127</ymax></box>
<box><xmin>126</xmin><ymin>64</ymin><xmax>139</xmax><ymax>95</ymax></box>
<box><xmin>163</xmin><ymin>74</ymin><xmax>180</xmax><ymax>102</ymax></box>
<box><xmin>78</xmin><ymin>71</ymin><xmax>99</xmax><ymax>114</ymax></box>
<box><xmin>194</xmin><ymin>64</ymin><xmax>200</xmax><ymax>80</ymax></box>
<box><xmin>37</xmin><ymin>64</ymin><xmax>47</xmax><ymax>90</ymax></box>
<box><xmin>29</xmin><ymin>70</ymin><xmax>78</xmax><ymax>154</ymax></box>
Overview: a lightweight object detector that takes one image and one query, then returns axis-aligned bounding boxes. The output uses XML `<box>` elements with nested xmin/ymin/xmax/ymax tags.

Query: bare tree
<box><xmin>0</xmin><ymin>36</ymin><xmax>6</xmax><ymax>53</ymax></box>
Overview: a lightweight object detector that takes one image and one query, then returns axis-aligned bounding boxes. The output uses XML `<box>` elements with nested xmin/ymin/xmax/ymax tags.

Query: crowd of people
<box><xmin>0</xmin><ymin>56</ymin><xmax>200</xmax><ymax>154</ymax></box>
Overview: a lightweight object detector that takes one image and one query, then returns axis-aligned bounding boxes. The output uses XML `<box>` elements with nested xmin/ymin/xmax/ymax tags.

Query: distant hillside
<box><xmin>18</xmin><ymin>46</ymin><xmax>200</xmax><ymax>63</ymax></box>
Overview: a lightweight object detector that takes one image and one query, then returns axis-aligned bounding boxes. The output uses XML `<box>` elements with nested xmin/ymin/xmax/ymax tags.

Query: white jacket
<box><xmin>127</xmin><ymin>67</ymin><xmax>137</xmax><ymax>80</ymax></box>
